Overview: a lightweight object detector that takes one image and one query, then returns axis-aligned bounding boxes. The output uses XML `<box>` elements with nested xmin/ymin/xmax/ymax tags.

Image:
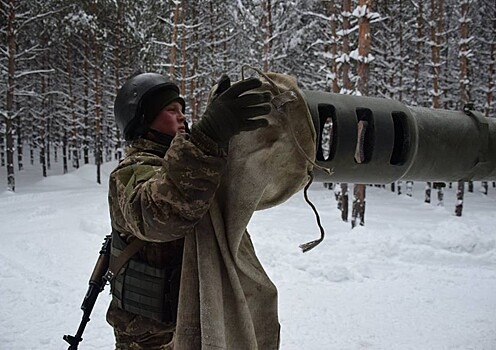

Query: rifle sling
<box><xmin>104</xmin><ymin>238</ymin><xmax>147</xmax><ymax>282</ymax></box>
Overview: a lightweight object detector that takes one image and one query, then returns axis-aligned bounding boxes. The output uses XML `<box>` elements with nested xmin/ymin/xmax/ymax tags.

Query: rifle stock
<box><xmin>63</xmin><ymin>234</ymin><xmax>111</xmax><ymax>349</ymax></box>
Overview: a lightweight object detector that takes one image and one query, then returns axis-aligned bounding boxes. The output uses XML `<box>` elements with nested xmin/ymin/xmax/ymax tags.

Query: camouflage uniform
<box><xmin>107</xmin><ymin>131</ymin><xmax>226</xmax><ymax>350</ymax></box>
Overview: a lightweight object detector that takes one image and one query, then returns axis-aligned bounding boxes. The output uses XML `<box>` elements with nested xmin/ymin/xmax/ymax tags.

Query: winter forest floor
<box><xmin>0</xmin><ymin>158</ymin><xmax>495</xmax><ymax>350</ymax></box>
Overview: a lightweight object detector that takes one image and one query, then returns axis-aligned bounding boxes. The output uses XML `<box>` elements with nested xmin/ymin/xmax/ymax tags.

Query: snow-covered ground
<box><xmin>1</xmin><ymin>159</ymin><xmax>495</xmax><ymax>350</ymax></box>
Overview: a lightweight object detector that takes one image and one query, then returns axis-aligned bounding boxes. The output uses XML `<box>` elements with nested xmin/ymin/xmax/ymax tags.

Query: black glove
<box><xmin>194</xmin><ymin>75</ymin><xmax>272</xmax><ymax>147</ymax></box>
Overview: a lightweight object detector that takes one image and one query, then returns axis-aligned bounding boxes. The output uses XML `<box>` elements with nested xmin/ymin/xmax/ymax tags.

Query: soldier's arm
<box><xmin>117</xmin><ymin>133</ymin><xmax>226</xmax><ymax>243</ymax></box>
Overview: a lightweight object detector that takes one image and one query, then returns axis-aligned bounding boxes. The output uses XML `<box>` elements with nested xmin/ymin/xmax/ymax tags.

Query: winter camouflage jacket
<box><xmin>106</xmin><ymin>131</ymin><xmax>226</xmax><ymax>335</ymax></box>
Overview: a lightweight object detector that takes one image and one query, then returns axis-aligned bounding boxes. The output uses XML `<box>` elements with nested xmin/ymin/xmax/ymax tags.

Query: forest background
<box><xmin>1</xmin><ymin>0</ymin><xmax>495</xmax><ymax>220</ymax></box>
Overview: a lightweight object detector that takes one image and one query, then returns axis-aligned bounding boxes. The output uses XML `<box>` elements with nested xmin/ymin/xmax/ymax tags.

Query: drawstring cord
<box><xmin>299</xmin><ymin>172</ymin><xmax>326</xmax><ymax>252</ymax></box>
<box><xmin>241</xmin><ymin>64</ymin><xmax>329</xmax><ymax>252</ymax></box>
<box><xmin>241</xmin><ymin>64</ymin><xmax>282</xmax><ymax>94</ymax></box>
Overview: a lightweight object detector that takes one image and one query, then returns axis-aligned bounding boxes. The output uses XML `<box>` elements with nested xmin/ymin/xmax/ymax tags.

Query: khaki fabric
<box><xmin>107</xmin><ymin>72</ymin><xmax>316</xmax><ymax>350</ymax></box>
<box><xmin>174</xmin><ymin>72</ymin><xmax>316</xmax><ymax>350</ymax></box>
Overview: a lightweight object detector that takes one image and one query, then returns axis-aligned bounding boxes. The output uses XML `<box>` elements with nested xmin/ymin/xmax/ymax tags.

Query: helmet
<box><xmin>114</xmin><ymin>72</ymin><xmax>182</xmax><ymax>140</ymax></box>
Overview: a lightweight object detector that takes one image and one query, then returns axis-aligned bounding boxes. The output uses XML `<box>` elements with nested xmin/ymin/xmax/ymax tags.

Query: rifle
<box><xmin>63</xmin><ymin>234</ymin><xmax>111</xmax><ymax>350</ymax></box>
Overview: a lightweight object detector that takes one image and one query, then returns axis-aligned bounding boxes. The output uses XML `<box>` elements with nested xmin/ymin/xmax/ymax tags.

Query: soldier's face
<box><xmin>149</xmin><ymin>101</ymin><xmax>186</xmax><ymax>136</ymax></box>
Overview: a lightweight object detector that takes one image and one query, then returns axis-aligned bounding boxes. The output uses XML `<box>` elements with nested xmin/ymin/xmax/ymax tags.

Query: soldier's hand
<box><xmin>194</xmin><ymin>75</ymin><xmax>272</xmax><ymax>148</ymax></box>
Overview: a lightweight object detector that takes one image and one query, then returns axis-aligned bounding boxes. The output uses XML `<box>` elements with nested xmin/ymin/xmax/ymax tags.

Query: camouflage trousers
<box><xmin>114</xmin><ymin>328</ymin><xmax>174</xmax><ymax>350</ymax></box>
<box><xmin>107</xmin><ymin>300</ymin><xmax>176</xmax><ymax>350</ymax></box>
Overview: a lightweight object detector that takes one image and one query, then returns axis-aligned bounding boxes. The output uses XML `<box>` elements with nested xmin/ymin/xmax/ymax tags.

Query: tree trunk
<box><xmin>425</xmin><ymin>182</ymin><xmax>432</xmax><ymax>203</ymax></box>
<box><xmin>170</xmin><ymin>1</ymin><xmax>181</xmax><ymax>80</ymax></box>
<box><xmin>457</xmin><ymin>0</ymin><xmax>472</xmax><ymax>216</ymax></box>
<box><xmin>357</xmin><ymin>0</ymin><xmax>371</xmax><ymax>95</ymax></box>
<box><xmin>341</xmin><ymin>183</ymin><xmax>349</xmax><ymax>222</ymax></box>
<box><xmin>437</xmin><ymin>186</ymin><xmax>444</xmax><ymax>206</ymax></box>
<box><xmin>46</xmin><ymin>98</ymin><xmax>51</xmax><ymax>171</ymax></box>
<box><xmin>352</xmin><ymin>0</ymin><xmax>372</xmax><ymax>228</ymax></box>
<box><xmin>398</xmin><ymin>0</ymin><xmax>404</xmax><ymax>102</ymax></box>
<box><xmin>63</xmin><ymin>131</ymin><xmax>68</xmax><ymax>174</ymax></box>
<box><xmin>16</xmin><ymin>101</ymin><xmax>23</xmax><ymax>172</ymax></box>
<box><xmin>66</xmin><ymin>41</ymin><xmax>79</xmax><ymax>169</ymax></box>
<box><xmin>427</xmin><ymin>0</ymin><xmax>444</xmax><ymax>204</ymax></box>
<box><xmin>455</xmin><ymin>181</ymin><xmax>464</xmax><ymax>216</ymax></box>
<box><xmin>413</xmin><ymin>0</ymin><xmax>425</xmax><ymax>105</ymax></box>
<box><xmin>53</xmin><ymin>142</ymin><xmax>57</xmax><ymax>163</ymax></box>
<box><xmin>352</xmin><ymin>184</ymin><xmax>366</xmax><ymax>227</ymax></box>
<box><xmin>327</xmin><ymin>1</ymin><xmax>339</xmax><ymax>93</ymax></box>
<box><xmin>485</xmin><ymin>6</ymin><xmax>495</xmax><ymax>118</ymax></box>
<box><xmin>263</xmin><ymin>0</ymin><xmax>273</xmax><ymax>71</ymax></box>
<box><xmin>481</xmin><ymin>182</ymin><xmax>488</xmax><ymax>195</ymax></box>
<box><xmin>91</xmin><ymin>2</ymin><xmax>102</xmax><ymax>185</ymax></box>
<box><xmin>40</xmin><ymin>76</ymin><xmax>47</xmax><ymax>178</ymax></box>
<box><xmin>83</xmin><ymin>41</ymin><xmax>90</xmax><ymax>165</ymax></box>
<box><xmin>113</xmin><ymin>1</ymin><xmax>124</xmax><ymax>160</ymax></box>
<box><xmin>5</xmin><ymin>0</ymin><xmax>17</xmax><ymax>192</ymax></box>
<box><xmin>1</xmin><ymin>133</ymin><xmax>5</xmax><ymax>168</ymax></box>
<box><xmin>180</xmin><ymin>0</ymin><xmax>187</xmax><ymax>96</ymax></box>
<box><xmin>341</xmin><ymin>0</ymin><xmax>352</xmax><ymax>93</ymax></box>
<box><xmin>339</xmin><ymin>0</ymin><xmax>352</xmax><ymax>221</ymax></box>
<box><xmin>430</xmin><ymin>0</ymin><xmax>442</xmax><ymax>109</ymax></box>
<box><xmin>189</xmin><ymin>4</ymin><xmax>199</xmax><ymax>124</ymax></box>
<box><xmin>468</xmin><ymin>181</ymin><xmax>473</xmax><ymax>192</ymax></box>
<box><xmin>406</xmin><ymin>181</ymin><xmax>413</xmax><ymax>197</ymax></box>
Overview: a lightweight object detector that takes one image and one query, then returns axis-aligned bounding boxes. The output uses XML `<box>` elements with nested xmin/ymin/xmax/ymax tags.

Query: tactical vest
<box><xmin>110</xmin><ymin>230</ymin><xmax>183</xmax><ymax>324</ymax></box>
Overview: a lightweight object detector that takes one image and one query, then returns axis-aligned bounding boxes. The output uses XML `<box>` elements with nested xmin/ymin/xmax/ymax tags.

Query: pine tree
<box><xmin>5</xmin><ymin>0</ymin><xmax>17</xmax><ymax>191</ymax></box>
<box><xmin>412</xmin><ymin>0</ymin><xmax>428</xmax><ymax>107</ymax></box>
<box><xmin>351</xmin><ymin>0</ymin><xmax>377</xmax><ymax>228</ymax></box>
<box><xmin>339</xmin><ymin>0</ymin><xmax>354</xmax><ymax>223</ymax></box>
<box><xmin>455</xmin><ymin>0</ymin><xmax>473</xmax><ymax>217</ymax></box>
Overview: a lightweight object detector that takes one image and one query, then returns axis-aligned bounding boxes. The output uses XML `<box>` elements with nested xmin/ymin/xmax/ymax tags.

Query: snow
<box><xmin>352</xmin><ymin>5</ymin><xmax>368</xmax><ymax>18</ymax></box>
<box><xmin>1</xmin><ymin>160</ymin><xmax>496</xmax><ymax>350</ymax></box>
<box><xmin>350</xmin><ymin>49</ymin><xmax>375</xmax><ymax>64</ymax></box>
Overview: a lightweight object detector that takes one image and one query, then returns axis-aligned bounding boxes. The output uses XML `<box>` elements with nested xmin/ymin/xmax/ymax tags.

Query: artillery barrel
<box><xmin>303</xmin><ymin>90</ymin><xmax>496</xmax><ymax>183</ymax></box>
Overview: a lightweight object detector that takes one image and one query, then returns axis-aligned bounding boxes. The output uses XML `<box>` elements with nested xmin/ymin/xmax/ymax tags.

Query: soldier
<box><xmin>108</xmin><ymin>72</ymin><xmax>271</xmax><ymax>349</ymax></box>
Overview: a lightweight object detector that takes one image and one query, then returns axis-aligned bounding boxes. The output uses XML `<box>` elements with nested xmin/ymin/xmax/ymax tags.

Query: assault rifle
<box><xmin>63</xmin><ymin>234</ymin><xmax>111</xmax><ymax>350</ymax></box>
<box><xmin>303</xmin><ymin>91</ymin><xmax>496</xmax><ymax>183</ymax></box>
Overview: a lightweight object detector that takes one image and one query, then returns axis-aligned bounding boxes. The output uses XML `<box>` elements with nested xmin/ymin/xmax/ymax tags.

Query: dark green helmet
<box><xmin>114</xmin><ymin>72</ymin><xmax>182</xmax><ymax>140</ymax></box>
